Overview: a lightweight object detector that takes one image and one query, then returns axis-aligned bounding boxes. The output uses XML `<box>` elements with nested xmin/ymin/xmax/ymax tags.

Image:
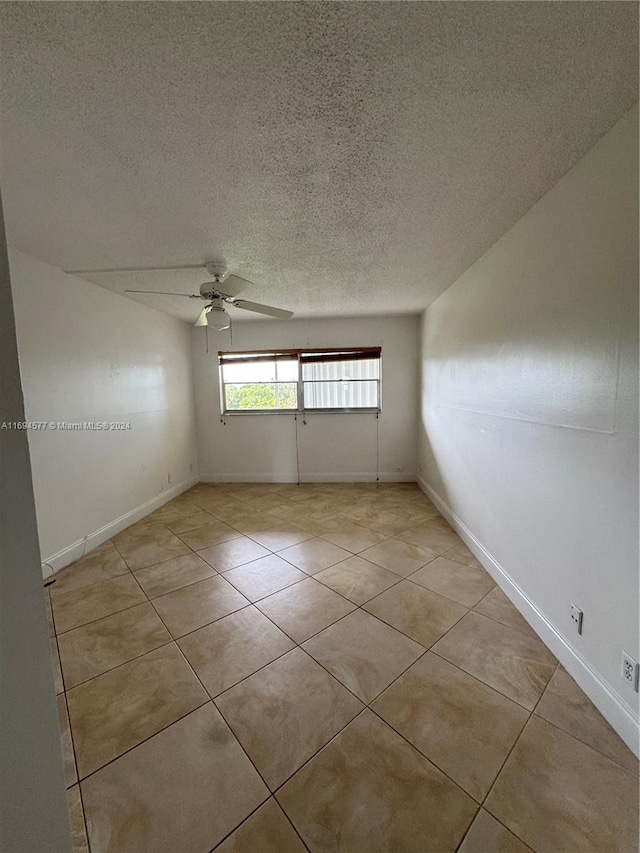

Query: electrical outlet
<box><xmin>189</xmin><ymin>462</ymin><xmax>194</xmax><ymax>473</ymax></box>
<box><xmin>621</xmin><ymin>651</ymin><xmax>639</xmax><ymax>691</ymax></box>
<box><xmin>570</xmin><ymin>603</ymin><xmax>583</xmax><ymax>635</ymax></box>
<box><xmin>167</xmin><ymin>473</ymin><xmax>173</xmax><ymax>485</ymax></box>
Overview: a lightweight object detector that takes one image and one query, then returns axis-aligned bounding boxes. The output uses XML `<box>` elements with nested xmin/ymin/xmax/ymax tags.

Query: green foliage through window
<box><xmin>225</xmin><ymin>383</ymin><xmax>297</xmax><ymax>410</ymax></box>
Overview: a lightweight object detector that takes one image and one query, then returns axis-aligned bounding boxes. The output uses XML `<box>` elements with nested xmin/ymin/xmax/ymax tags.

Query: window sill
<box><xmin>221</xmin><ymin>408</ymin><xmax>381</xmax><ymax>416</ymax></box>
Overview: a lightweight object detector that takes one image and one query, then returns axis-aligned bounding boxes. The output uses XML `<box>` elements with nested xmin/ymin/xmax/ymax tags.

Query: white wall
<box><xmin>418</xmin><ymin>107</ymin><xmax>639</xmax><ymax>751</ymax></box>
<box><xmin>9</xmin><ymin>250</ymin><xmax>198</xmax><ymax>572</ymax></box>
<box><xmin>192</xmin><ymin>315</ymin><xmax>419</xmax><ymax>482</ymax></box>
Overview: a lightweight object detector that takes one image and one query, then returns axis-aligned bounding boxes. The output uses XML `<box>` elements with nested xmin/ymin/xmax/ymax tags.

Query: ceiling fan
<box><xmin>65</xmin><ymin>261</ymin><xmax>294</xmax><ymax>330</ymax></box>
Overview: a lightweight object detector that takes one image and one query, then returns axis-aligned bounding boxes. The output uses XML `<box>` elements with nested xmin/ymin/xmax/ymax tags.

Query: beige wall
<box><xmin>418</xmin><ymin>107</ymin><xmax>639</xmax><ymax>751</ymax></box>
<box><xmin>9</xmin><ymin>250</ymin><xmax>198</xmax><ymax>572</ymax></box>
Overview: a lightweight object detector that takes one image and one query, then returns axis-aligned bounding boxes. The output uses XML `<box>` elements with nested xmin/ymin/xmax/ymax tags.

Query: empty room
<box><xmin>1</xmin><ymin>3</ymin><xmax>638</xmax><ymax>852</ymax></box>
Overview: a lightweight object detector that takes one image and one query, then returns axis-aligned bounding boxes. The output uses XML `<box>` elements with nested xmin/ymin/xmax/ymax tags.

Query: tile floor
<box><xmin>46</xmin><ymin>482</ymin><xmax>639</xmax><ymax>853</ymax></box>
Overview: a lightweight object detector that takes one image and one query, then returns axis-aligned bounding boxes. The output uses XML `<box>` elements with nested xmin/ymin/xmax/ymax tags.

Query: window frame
<box><xmin>218</xmin><ymin>347</ymin><xmax>382</xmax><ymax>416</ymax></box>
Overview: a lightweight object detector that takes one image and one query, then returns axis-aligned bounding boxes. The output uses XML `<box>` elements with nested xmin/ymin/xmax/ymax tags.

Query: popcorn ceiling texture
<box><xmin>0</xmin><ymin>2</ymin><xmax>637</xmax><ymax>322</ymax></box>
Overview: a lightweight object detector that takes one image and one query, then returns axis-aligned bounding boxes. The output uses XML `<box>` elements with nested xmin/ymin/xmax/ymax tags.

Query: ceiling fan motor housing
<box><xmin>205</xmin><ymin>261</ymin><xmax>227</xmax><ymax>279</ymax></box>
<box><xmin>207</xmin><ymin>296</ymin><xmax>225</xmax><ymax>309</ymax></box>
<box><xmin>200</xmin><ymin>283</ymin><xmax>222</xmax><ymax>299</ymax></box>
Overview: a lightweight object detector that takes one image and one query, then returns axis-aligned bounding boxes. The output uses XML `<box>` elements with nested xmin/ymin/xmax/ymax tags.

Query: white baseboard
<box><xmin>200</xmin><ymin>472</ymin><xmax>417</xmax><ymax>484</ymax></box>
<box><xmin>41</xmin><ymin>476</ymin><xmax>199</xmax><ymax>578</ymax></box>
<box><xmin>417</xmin><ymin>475</ymin><xmax>640</xmax><ymax>759</ymax></box>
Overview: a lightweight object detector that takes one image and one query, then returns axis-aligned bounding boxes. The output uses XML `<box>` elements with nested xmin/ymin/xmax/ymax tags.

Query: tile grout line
<box><xmin>50</xmin><ymin>587</ymin><xmax>93</xmax><ymax>853</ymax></box>
<box><xmin>125</xmin><ymin>566</ymin><xmax>303</xmax><ymax>851</ymax></box>
<box><xmin>468</xmin><ymin>663</ymin><xmax>574</xmax><ymax>850</ymax></box>
<box><xmin>53</xmin><ymin>483</ymin><xmax>630</xmax><ymax>853</ymax></box>
<box><xmin>75</xmin><ymin>564</ymin><xmax>274</xmax><ymax>853</ymax></box>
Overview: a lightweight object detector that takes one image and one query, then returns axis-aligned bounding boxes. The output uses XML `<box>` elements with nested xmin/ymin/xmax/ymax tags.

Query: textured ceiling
<box><xmin>0</xmin><ymin>2</ymin><xmax>637</xmax><ymax>323</ymax></box>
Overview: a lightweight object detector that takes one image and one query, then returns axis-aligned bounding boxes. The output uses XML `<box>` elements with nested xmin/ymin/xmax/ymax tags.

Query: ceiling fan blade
<box><xmin>194</xmin><ymin>308</ymin><xmax>209</xmax><ymax>327</ymax></box>
<box><xmin>216</xmin><ymin>274</ymin><xmax>254</xmax><ymax>298</ymax></box>
<box><xmin>66</xmin><ymin>264</ymin><xmax>205</xmax><ymax>274</ymax></box>
<box><xmin>231</xmin><ymin>299</ymin><xmax>293</xmax><ymax>319</ymax></box>
<box><xmin>124</xmin><ymin>289</ymin><xmax>202</xmax><ymax>298</ymax></box>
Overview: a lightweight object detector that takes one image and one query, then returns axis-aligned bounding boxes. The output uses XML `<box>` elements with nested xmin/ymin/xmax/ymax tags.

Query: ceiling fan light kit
<box><xmin>205</xmin><ymin>304</ymin><xmax>231</xmax><ymax>332</ymax></box>
<box><xmin>70</xmin><ymin>261</ymin><xmax>294</xmax><ymax>326</ymax></box>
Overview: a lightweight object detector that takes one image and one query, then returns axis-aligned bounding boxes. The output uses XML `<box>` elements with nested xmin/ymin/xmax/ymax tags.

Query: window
<box><xmin>219</xmin><ymin>348</ymin><xmax>381</xmax><ymax>414</ymax></box>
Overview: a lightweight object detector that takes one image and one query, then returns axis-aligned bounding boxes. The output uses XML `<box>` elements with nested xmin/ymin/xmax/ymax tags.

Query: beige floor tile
<box><xmin>81</xmin><ymin>704</ymin><xmax>268</xmax><ymax>853</ymax></box>
<box><xmin>320</xmin><ymin>522</ymin><xmax>389</xmax><ymax>554</ymax></box>
<box><xmin>458</xmin><ymin>810</ymin><xmax>533</xmax><ymax>853</ymax></box>
<box><xmin>46</xmin><ymin>591</ymin><xmax>55</xmax><ymax>636</ymax></box>
<box><xmin>52</xmin><ymin>574</ymin><xmax>146</xmax><ymax>634</ymax></box>
<box><xmin>278</xmin><ymin>538</ymin><xmax>353</xmax><ymax>575</ymax></box>
<box><xmin>58</xmin><ymin>602</ymin><xmax>171</xmax><ymax>688</ymax></box>
<box><xmin>214</xmin><ymin>509</ymin><xmax>279</xmax><ymax>533</ymax></box>
<box><xmin>473</xmin><ymin>587</ymin><xmax>538</xmax><ymax>638</ymax></box>
<box><xmin>246</xmin><ymin>524</ymin><xmax>314</xmax><ymax>551</ymax></box>
<box><xmin>443</xmin><ymin>541</ymin><xmax>484</xmax><ymax>570</ymax></box>
<box><xmin>50</xmin><ymin>542</ymin><xmax>129</xmax><ymax>596</ymax></box>
<box><xmin>346</xmin><ymin>508</ymin><xmax>414</xmax><ymax>537</ymax></box>
<box><xmin>396</xmin><ymin>520</ymin><xmax>462</xmax><ymax>555</ymax></box>
<box><xmin>433</xmin><ymin>611</ymin><xmax>556</xmax><ymax>710</ymax></box>
<box><xmin>152</xmin><ymin>575</ymin><xmax>249</xmax><ymax>638</ymax></box>
<box><xmin>314</xmin><ymin>555</ymin><xmax>400</xmax><ymax>605</ymax></box>
<box><xmin>51</xmin><ymin>637</ymin><xmax>64</xmax><ymax>694</ymax></box>
<box><xmin>292</xmin><ymin>512</ymin><xmax>352</xmax><ymax>536</ymax></box>
<box><xmin>409</xmin><ymin>557</ymin><xmax>495</xmax><ymax>608</ymax></box>
<box><xmin>216</xmin><ymin>799</ymin><xmax>306</xmax><ymax>853</ymax></box>
<box><xmin>359</xmin><ymin>538</ymin><xmax>435</xmax><ymax>577</ymax></box>
<box><xmin>242</xmin><ymin>494</ymin><xmax>293</xmax><ymax>512</ymax></box>
<box><xmin>256</xmin><ymin>578</ymin><xmax>355</xmax><ymax>643</ymax></box>
<box><xmin>147</xmin><ymin>502</ymin><xmax>212</xmax><ymax>529</ymax></box>
<box><xmin>57</xmin><ymin>694</ymin><xmax>78</xmax><ymax>787</ymax></box>
<box><xmin>67</xmin><ymin>643</ymin><xmax>208</xmax><ymax>778</ymax></box>
<box><xmin>194</xmin><ymin>497</ymin><xmax>249</xmax><ymax>518</ymax></box>
<box><xmin>133</xmin><ymin>553</ymin><xmax>216</xmax><ymax>599</ymax></box>
<box><xmin>485</xmin><ymin>716</ymin><xmax>639</xmax><ymax>853</ymax></box>
<box><xmin>223</xmin><ymin>554</ymin><xmax>307</xmax><ymax>602</ymax></box>
<box><xmin>112</xmin><ymin>523</ymin><xmax>190</xmax><ymax>571</ymax></box>
<box><xmin>395</xmin><ymin>505</ymin><xmax>441</xmax><ymax>524</ymax></box>
<box><xmin>277</xmin><ymin>709</ymin><xmax>477</xmax><ymax>852</ymax></box>
<box><xmin>535</xmin><ymin>666</ymin><xmax>639</xmax><ymax>775</ymax></box>
<box><xmin>198</xmin><ymin>536</ymin><xmax>271</xmax><ymax>572</ymax></box>
<box><xmin>160</xmin><ymin>508</ymin><xmax>220</xmax><ymax>535</ymax></box>
<box><xmin>363</xmin><ymin>580</ymin><xmax>467</xmax><ymax>647</ymax></box>
<box><xmin>232</xmin><ymin>512</ymin><xmax>297</xmax><ymax>534</ymax></box>
<box><xmin>303</xmin><ymin>610</ymin><xmax>424</xmax><ymax>703</ymax></box>
<box><xmin>178</xmin><ymin>606</ymin><xmax>295</xmax><ymax>697</ymax></box>
<box><xmin>216</xmin><ymin>648</ymin><xmax>363</xmax><ymax>790</ymax></box>
<box><xmin>372</xmin><ymin>652</ymin><xmax>528</xmax><ymax>800</ymax></box>
<box><xmin>67</xmin><ymin>785</ymin><xmax>89</xmax><ymax>853</ymax></box>
<box><xmin>177</xmin><ymin>519</ymin><xmax>242</xmax><ymax>550</ymax></box>
<box><xmin>276</xmin><ymin>485</ymin><xmax>319</xmax><ymax>502</ymax></box>
<box><xmin>268</xmin><ymin>502</ymin><xmax>311</xmax><ymax>522</ymax></box>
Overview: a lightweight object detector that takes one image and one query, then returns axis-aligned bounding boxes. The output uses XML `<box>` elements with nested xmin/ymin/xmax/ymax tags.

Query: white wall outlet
<box><xmin>167</xmin><ymin>473</ymin><xmax>173</xmax><ymax>485</ymax></box>
<box><xmin>569</xmin><ymin>603</ymin><xmax>583</xmax><ymax>635</ymax></box>
<box><xmin>621</xmin><ymin>651</ymin><xmax>639</xmax><ymax>691</ymax></box>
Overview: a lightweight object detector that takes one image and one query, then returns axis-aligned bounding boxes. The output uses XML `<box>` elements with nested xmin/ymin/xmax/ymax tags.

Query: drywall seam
<box><xmin>417</xmin><ymin>475</ymin><xmax>640</xmax><ymax>757</ymax></box>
